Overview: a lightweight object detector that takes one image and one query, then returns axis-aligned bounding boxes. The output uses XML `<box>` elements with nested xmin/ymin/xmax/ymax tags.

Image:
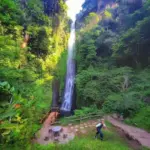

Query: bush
<box><xmin>125</xmin><ymin>106</ymin><xmax>150</xmax><ymax>132</ymax></box>
<box><xmin>76</xmin><ymin>66</ymin><xmax>133</xmax><ymax>108</ymax></box>
<box><xmin>74</xmin><ymin>105</ymin><xmax>99</xmax><ymax>116</ymax></box>
<box><xmin>103</xmin><ymin>92</ymin><xmax>144</xmax><ymax>117</ymax></box>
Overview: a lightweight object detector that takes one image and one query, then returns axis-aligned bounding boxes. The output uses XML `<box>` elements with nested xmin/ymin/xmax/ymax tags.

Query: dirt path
<box><xmin>106</xmin><ymin>116</ymin><xmax>150</xmax><ymax>148</ymax></box>
<box><xmin>35</xmin><ymin>119</ymin><xmax>98</xmax><ymax>144</ymax></box>
<box><xmin>36</xmin><ymin>113</ymin><xmax>150</xmax><ymax>149</ymax></box>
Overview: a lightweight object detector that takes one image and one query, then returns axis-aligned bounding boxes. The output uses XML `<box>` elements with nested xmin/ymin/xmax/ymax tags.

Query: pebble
<box><xmin>75</xmin><ymin>129</ymin><xmax>78</xmax><ymax>132</ymax></box>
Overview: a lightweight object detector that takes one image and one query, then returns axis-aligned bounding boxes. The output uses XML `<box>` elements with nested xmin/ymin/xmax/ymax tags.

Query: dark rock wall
<box><xmin>51</xmin><ymin>79</ymin><xmax>60</xmax><ymax>110</ymax></box>
<box><xmin>97</xmin><ymin>0</ymin><xmax>116</xmax><ymax>12</ymax></box>
<box><xmin>77</xmin><ymin>0</ymin><xmax>97</xmax><ymax>20</ymax></box>
<box><xmin>77</xmin><ymin>0</ymin><xmax>143</xmax><ymax>25</ymax></box>
<box><xmin>43</xmin><ymin>0</ymin><xmax>60</xmax><ymax>16</ymax></box>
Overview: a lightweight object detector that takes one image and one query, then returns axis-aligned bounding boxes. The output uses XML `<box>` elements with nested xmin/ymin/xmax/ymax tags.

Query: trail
<box><xmin>35</xmin><ymin>114</ymin><xmax>150</xmax><ymax>149</ymax></box>
<box><xmin>106</xmin><ymin>116</ymin><xmax>150</xmax><ymax>148</ymax></box>
<box><xmin>35</xmin><ymin>117</ymin><xmax>97</xmax><ymax>144</ymax></box>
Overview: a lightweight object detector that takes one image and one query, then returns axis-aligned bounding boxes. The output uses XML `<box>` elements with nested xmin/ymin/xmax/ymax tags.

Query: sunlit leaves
<box><xmin>0</xmin><ymin>0</ymin><xmax>68</xmax><ymax>147</ymax></box>
<box><xmin>104</xmin><ymin>10</ymin><xmax>112</xmax><ymax>18</ymax></box>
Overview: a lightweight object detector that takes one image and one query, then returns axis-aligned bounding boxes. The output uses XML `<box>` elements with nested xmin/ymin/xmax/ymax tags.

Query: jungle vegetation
<box><xmin>0</xmin><ymin>0</ymin><xmax>150</xmax><ymax>149</ymax></box>
<box><xmin>76</xmin><ymin>0</ymin><xmax>150</xmax><ymax>132</ymax></box>
<box><xmin>0</xmin><ymin>0</ymin><xmax>68</xmax><ymax>149</ymax></box>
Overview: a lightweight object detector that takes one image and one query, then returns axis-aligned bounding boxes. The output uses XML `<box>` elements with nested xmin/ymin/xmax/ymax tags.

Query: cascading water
<box><xmin>60</xmin><ymin>21</ymin><xmax>76</xmax><ymax>112</ymax></box>
<box><xmin>60</xmin><ymin>0</ymin><xmax>85</xmax><ymax>113</ymax></box>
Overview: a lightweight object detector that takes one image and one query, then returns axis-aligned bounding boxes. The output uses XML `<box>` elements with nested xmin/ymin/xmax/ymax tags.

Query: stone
<box><xmin>75</xmin><ymin>129</ymin><xmax>78</xmax><ymax>132</ymax></box>
<box><xmin>112</xmin><ymin>113</ymin><xmax>119</xmax><ymax>119</ymax></box>
<box><xmin>44</xmin><ymin>136</ymin><xmax>49</xmax><ymax>141</ymax></box>
<box><xmin>60</xmin><ymin>128</ymin><xmax>63</xmax><ymax>132</ymax></box>
<box><xmin>43</xmin><ymin>0</ymin><xmax>59</xmax><ymax>16</ymax></box>
<box><xmin>49</xmin><ymin>129</ymin><xmax>52</xmax><ymax>133</ymax></box>
<box><xmin>81</xmin><ymin>130</ymin><xmax>86</xmax><ymax>134</ymax></box>
<box><xmin>54</xmin><ymin>137</ymin><xmax>59</xmax><ymax>142</ymax></box>
<box><xmin>63</xmin><ymin>134</ymin><xmax>68</xmax><ymax>139</ymax></box>
<box><xmin>80</xmin><ymin>126</ymin><xmax>84</xmax><ymax>129</ymax></box>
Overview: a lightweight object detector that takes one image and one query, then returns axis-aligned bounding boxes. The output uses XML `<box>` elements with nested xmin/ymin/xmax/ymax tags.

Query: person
<box><xmin>95</xmin><ymin>119</ymin><xmax>106</xmax><ymax>140</ymax></box>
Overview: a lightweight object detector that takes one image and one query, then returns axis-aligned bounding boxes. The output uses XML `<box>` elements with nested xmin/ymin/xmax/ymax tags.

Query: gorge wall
<box><xmin>43</xmin><ymin>0</ymin><xmax>60</xmax><ymax>16</ymax></box>
<box><xmin>77</xmin><ymin>0</ymin><xmax>143</xmax><ymax>22</ymax></box>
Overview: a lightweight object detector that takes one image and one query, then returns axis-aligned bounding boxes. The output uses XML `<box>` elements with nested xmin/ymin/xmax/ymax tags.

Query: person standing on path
<box><xmin>95</xmin><ymin>119</ymin><xmax>107</xmax><ymax>140</ymax></box>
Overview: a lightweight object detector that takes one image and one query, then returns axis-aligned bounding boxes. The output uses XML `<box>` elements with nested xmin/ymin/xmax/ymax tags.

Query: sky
<box><xmin>66</xmin><ymin>0</ymin><xmax>85</xmax><ymax>21</ymax></box>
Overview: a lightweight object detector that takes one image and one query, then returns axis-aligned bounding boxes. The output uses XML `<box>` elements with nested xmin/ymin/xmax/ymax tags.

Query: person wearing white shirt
<box><xmin>95</xmin><ymin>119</ymin><xmax>106</xmax><ymax>140</ymax></box>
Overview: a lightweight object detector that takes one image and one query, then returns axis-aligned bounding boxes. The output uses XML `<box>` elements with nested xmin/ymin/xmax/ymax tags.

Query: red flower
<box><xmin>14</xmin><ymin>104</ymin><xmax>21</xmax><ymax>109</ymax></box>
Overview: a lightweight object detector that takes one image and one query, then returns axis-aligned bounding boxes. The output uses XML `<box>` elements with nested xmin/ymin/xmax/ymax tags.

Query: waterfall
<box><xmin>60</xmin><ymin>0</ymin><xmax>85</xmax><ymax>113</ymax></box>
<box><xmin>60</xmin><ymin>21</ymin><xmax>76</xmax><ymax>112</ymax></box>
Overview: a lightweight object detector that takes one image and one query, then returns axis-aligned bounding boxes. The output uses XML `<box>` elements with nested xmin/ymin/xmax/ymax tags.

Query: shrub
<box><xmin>125</xmin><ymin>106</ymin><xmax>150</xmax><ymax>132</ymax></box>
<box><xmin>103</xmin><ymin>92</ymin><xmax>144</xmax><ymax>117</ymax></box>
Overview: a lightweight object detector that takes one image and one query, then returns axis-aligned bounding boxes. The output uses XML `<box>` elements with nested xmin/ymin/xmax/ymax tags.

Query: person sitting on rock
<box><xmin>95</xmin><ymin>119</ymin><xmax>106</xmax><ymax>140</ymax></box>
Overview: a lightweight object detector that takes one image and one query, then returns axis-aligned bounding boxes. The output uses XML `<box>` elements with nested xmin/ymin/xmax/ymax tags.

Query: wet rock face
<box><xmin>81</xmin><ymin>0</ymin><xmax>116</xmax><ymax>14</ymax></box>
<box><xmin>76</xmin><ymin>0</ymin><xmax>144</xmax><ymax>29</ymax></box>
<box><xmin>77</xmin><ymin>0</ymin><xmax>116</xmax><ymax>22</ymax></box>
<box><xmin>119</xmin><ymin>0</ymin><xmax>143</xmax><ymax>13</ymax></box>
<box><xmin>76</xmin><ymin>0</ymin><xmax>116</xmax><ymax>28</ymax></box>
<box><xmin>43</xmin><ymin>0</ymin><xmax>60</xmax><ymax>16</ymax></box>
<box><xmin>51</xmin><ymin>79</ymin><xmax>60</xmax><ymax>110</ymax></box>
<box><xmin>97</xmin><ymin>0</ymin><xmax>116</xmax><ymax>12</ymax></box>
<box><xmin>77</xmin><ymin>0</ymin><xmax>97</xmax><ymax>20</ymax></box>
<box><xmin>82</xmin><ymin>0</ymin><xmax>142</xmax><ymax>14</ymax></box>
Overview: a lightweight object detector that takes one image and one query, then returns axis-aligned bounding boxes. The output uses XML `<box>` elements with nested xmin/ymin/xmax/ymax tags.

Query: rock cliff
<box><xmin>43</xmin><ymin>0</ymin><xmax>60</xmax><ymax>16</ymax></box>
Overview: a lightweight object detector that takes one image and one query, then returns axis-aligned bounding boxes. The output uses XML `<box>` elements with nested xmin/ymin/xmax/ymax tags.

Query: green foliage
<box><xmin>103</xmin><ymin>92</ymin><xmax>144</xmax><ymax>117</ymax></box>
<box><xmin>25</xmin><ymin>0</ymin><xmax>45</xmax><ymax>24</ymax></box>
<box><xmin>28</xmin><ymin>25</ymin><xmax>54</xmax><ymax>56</ymax></box>
<box><xmin>1</xmin><ymin>0</ymin><xmax>150</xmax><ymax>148</ymax></box>
<box><xmin>76</xmin><ymin>26</ymin><xmax>100</xmax><ymax>71</ymax></box>
<box><xmin>113</xmin><ymin>16</ymin><xmax>150</xmax><ymax>67</ymax></box>
<box><xmin>104</xmin><ymin>10</ymin><xmax>112</xmax><ymax>18</ymax></box>
<box><xmin>85</xmin><ymin>12</ymin><xmax>99</xmax><ymax>27</ymax></box>
<box><xmin>76</xmin><ymin>66</ymin><xmax>132</xmax><ymax>107</ymax></box>
<box><xmin>56</xmin><ymin>50</ymin><xmax>68</xmax><ymax>92</ymax></box>
<box><xmin>74</xmin><ymin>105</ymin><xmax>99</xmax><ymax>116</ymax></box>
<box><xmin>0</xmin><ymin>81</ymin><xmax>14</xmax><ymax>95</ymax></box>
<box><xmin>0</xmin><ymin>0</ymin><xmax>22</xmax><ymax>25</ymax></box>
<box><xmin>121</xmin><ymin>0</ymin><xmax>150</xmax><ymax>29</ymax></box>
<box><xmin>0</xmin><ymin>0</ymin><xmax>68</xmax><ymax>148</ymax></box>
<box><xmin>125</xmin><ymin>106</ymin><xmax>150</xmax><ymax>132</ymax></box>
<box><xmin>59</xmin><ymin>0</ymin><xmax>68</xmax><ymax>14</ymax></box>
<box><xmin>76</xmin><ymin>1</ymin><xmax>150</xmax><ymax>134</ymax></box>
